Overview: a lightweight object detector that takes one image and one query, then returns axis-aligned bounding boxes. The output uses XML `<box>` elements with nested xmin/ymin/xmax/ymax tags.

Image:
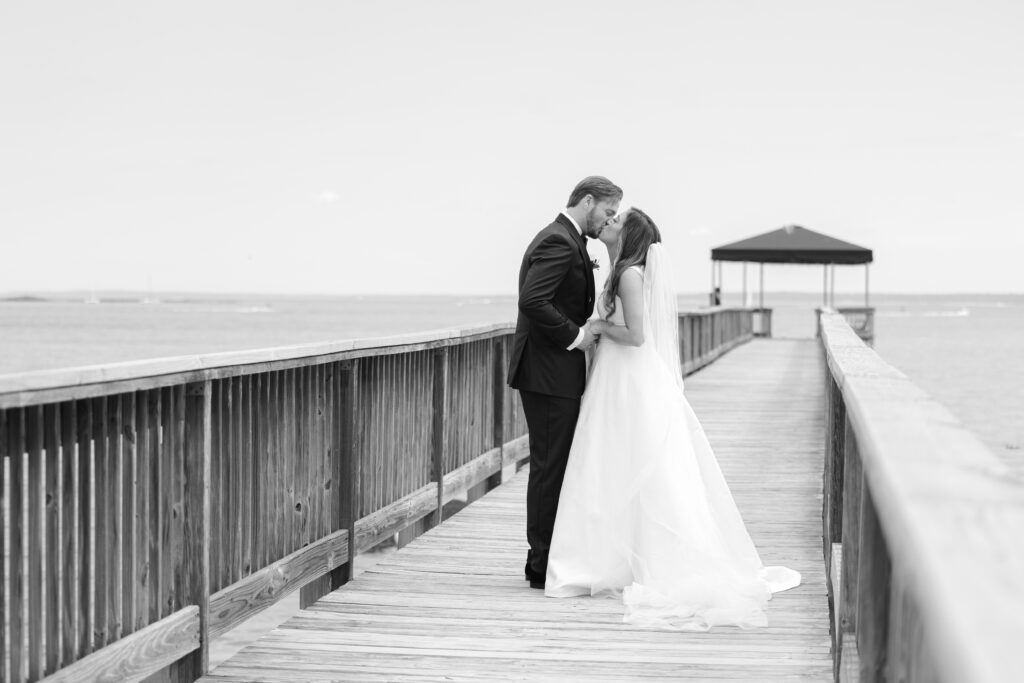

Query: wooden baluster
<box><xmin>837</xmin><ymin>416</ymin><xmax>863</xmax><ymax>679</ymax></box>
<box><xmin>158</xmin><ymin>387</ymin><xmax>174</xmax><ymax>618</ymax></box>
<box><xmin>9</xmin><ymin>408</ymin><xmax>26</xmax><ymax>681</ymax></box>
<box><xmin>1</xmin><ymin>409</ymin><xmax>7</xmax><ymax>683</ymax></box>
<box><xmin>431</xmin><ymin>347</ymin><xmax>450</xmax><ymax>525</ymax></box>
<box><xmin>146</xmin><ymin>390</ymin><xmax>161</xmax><ymax>628</ymax></box>
<box><xmin>77</xmin><ymin>399</ymin><xmax>94</xmax><ymax>658</ymax></box>
<box><xmin>823</xmin><ymin>376</ymin><xmax>846</xmax><ymax>567</ymax></box>
<box><xmin>299</xmin><ymin>366</ymin><xmax>327</xmax><ymax>608</ymax></box>
<box><xmin>229</xmin><ymin>377</ymin><xmax>241</xmax><ymax>587</ymax></box>
<box><xmin>43</xmin><ymin>403</ymin><xmax>63</xmax><ymax>674</ymax></box>
<box><xmin>253</xmin><ymin>373</ymin><xmax>266</xmax><ymax>572</ymax></box>
<box><xmin>134</xmin><ymin>393</ymin><xmax>150</xmax><ymax>634</ymax></box>
<box><xmin>91</xmin><ymin>396</ymin><xmax>109</xmax><ymax>649</ymax></box>
<box><xmin>336</xmin><ymin>360</ymin><xmax>359</xmax><ymax>586</ymax></box>
<box><xmin>239</xmin><ymin>375</ymin><xmax>253</xmax><ymax>579</ymax></box>
<box><xmin>490</xmin><ymin>337</ymin><xmax>506</xmax><ymax>487</ymax></box>
<box><xmin>175</xmin><ymin>380</ymin><xmax>211</xmax><ymax>680</ymax></box>
<box><xmin>121</xmin><ymin>392</ymin><xmax>137</xmax><ymax>639</ymax></box>
<box><xmin>109</xmin><ymin>396</ymin><xmax>125</xmax><ymax>643</ymax></box>
<box><xmin>27</xmin><ymin>405</ymin><xmax>45</xmax><ymax>679</ymax></box>
<box><xmin>171</xmin><ymin>385</ymin><xmax>186</xmax><ymax>618</ymax></box>
<box><xmin>856</xmin><ymin>484</ymin><xmax>891</xmax><ymax>681</ymax></box>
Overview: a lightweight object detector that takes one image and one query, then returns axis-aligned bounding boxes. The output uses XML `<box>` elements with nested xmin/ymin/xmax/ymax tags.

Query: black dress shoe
<box><xmin>529</xmin><ymin>579</ymin><xmax>545</xmax><ymax>590</ymax></box>
<box><xmin>525</xmin><ymin>566</ymin><xmax>545</xmax><ymax>584</ymax></box>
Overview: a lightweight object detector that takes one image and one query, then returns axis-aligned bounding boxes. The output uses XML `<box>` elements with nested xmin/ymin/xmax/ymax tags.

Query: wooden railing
<box><xmin>818</xmin><ymin>310</ymin><xmax>1023</xmax><ymax>682</ymax></box>
<box><xmin>1</xmin><ymin>308</ymin><xmax>753</xmax><ymax>682</ymax></box>
<box><xmin>678</xmin><ymin>307</ymin><xmax>754</xmax><ymax>375</ymax></box>
<box><xmin>817</xmin><ymin>307</ymin><xmax>874</xmax><ymax>345</ymax></box>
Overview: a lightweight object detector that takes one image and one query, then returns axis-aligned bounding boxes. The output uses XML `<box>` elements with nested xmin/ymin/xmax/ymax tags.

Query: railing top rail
<box><xmin>0</xmin><ymin>321</ymin><xmax>514</xmax><ymax>408</ymax></box>
<box><xmin>819</xmin><ymin>310</ymin><xmax>1024</xmax><ymax>683</ymax></box>
<box><xmin>678</xmin><ymin>305</ymin><xmax>753</xmax><ymax>317</ymax></box>
<box><xmin>0</xmin><ymin>307</ymin><xmax>754</xmax><ymax>409</ymax></box>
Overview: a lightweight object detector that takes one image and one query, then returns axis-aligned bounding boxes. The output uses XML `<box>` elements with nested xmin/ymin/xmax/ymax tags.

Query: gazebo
<box><xmin>710</xmin><ymin>225</ymin><xmax>874</xmax><ymax>342</ymax></box>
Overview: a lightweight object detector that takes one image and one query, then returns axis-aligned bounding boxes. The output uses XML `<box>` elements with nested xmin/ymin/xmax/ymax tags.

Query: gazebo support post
<box><xmin>717</xmin><ymin>261</ymin><xmax>723</xmax><ymax>304</ymax></box>
<box><xmin>830</xmin><ymin>264</ymin><xmax>836</xmax><ymax>307</ymax></box>
<box><xmin>710</xmin><ymin>259</ymin><xmax>716</xmax><ymax>305</ymax></box>
<box><xmin>759</xmin><ymin>262</ymin><xmax>764</xmax><ymax>310</ymax></box>
<box><xmin>742</xmin><ymin>262</ymin><xmax>748</xmax><ymax>307</ymax></box>
<box><xmin>865</xmin><ymin>263</ymin><xmax>870</xmax><ymax>306</ymax></box>
<box><xmin>823</xmin><ymin>265</ymin><xmax>828</xmax><ymax>307</ymax></box>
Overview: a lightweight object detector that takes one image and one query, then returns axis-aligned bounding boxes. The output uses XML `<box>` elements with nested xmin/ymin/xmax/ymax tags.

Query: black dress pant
<box><xmin>519</xmin><ymin>388</ymin><xmax>581</xmax><ymax>579</ymax></box>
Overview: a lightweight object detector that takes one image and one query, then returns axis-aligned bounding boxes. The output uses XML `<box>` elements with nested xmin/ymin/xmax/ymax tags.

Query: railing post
<box><xmin>332</xmin><ymin>360</ymin><xmax>359</xmax><ymax>590</ymax></box>
<box><xmin>175</xmin><ymin>380</ymin><xmax>211</xmax><ymax>680</ymax></box>
<box><xmin>431</xmin><ymin>347</ymin><xmax>450</xmax><ymax>524</ymax></box>
<box><xmin>489</xmin><ymin>337</ymin><xmax>506</xmax><ymax>488</ymax></box>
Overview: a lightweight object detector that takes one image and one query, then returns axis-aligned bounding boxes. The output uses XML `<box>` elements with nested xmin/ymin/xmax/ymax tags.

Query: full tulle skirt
<box><xmin>544</xmin><ymin>338</ymin><xmax>800</xmax><ymax>630</ymax></box>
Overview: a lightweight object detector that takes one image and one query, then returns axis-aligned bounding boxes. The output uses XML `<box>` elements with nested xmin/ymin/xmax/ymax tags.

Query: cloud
<box><xmin>316</xmin><ymin>190</ymin><xmax>339</xmax><ymax>203</ymax></box>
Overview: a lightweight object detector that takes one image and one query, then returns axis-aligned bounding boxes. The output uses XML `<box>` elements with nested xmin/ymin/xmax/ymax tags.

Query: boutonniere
<box><xmin>589</xmin><ymin>258</ymin><xmax>600</xmax><ymax>271</ymax></box>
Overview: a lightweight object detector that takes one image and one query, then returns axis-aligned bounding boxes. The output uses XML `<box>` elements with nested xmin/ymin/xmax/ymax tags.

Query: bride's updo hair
<box><xmin>602</xmin><ymin>208</ymin><xmax>661</xmax><ymax>319</ymax></box>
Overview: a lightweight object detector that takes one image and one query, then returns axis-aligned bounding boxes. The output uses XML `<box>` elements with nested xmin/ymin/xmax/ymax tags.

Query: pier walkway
<box><xmin>201</xmin><ymin>339</ymin><xmax>833</xmax><ymax>681</ymax></box>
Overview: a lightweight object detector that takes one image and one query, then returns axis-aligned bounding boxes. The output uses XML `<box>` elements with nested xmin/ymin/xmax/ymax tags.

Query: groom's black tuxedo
<box><xmin>509</xmin><ymin>213</ymin><xmax>596</xmax><ymax>586</ymax></box>
<box><xmin>508</xmin><ymin>213</ymin><xmax>596</xmax><ymax>398</ymax></box>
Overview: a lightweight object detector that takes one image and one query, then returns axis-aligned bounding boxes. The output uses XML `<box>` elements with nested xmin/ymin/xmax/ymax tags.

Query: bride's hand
<box><xmin>589</xmin><ymin>320</ymin><xmax>609</xmax><ymax>335</ymax></box>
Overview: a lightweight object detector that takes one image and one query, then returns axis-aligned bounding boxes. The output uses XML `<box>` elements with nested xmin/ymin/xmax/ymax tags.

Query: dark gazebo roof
<box><xmin>711</xmin><ymin>225</ymin><xmax>873</xmax><ymax>265</ymax></box>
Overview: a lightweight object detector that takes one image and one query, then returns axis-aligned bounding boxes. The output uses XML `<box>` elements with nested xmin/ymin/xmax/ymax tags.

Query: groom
<box><xmin>508</xmin><ymin>176</ymin><xmax>622</xmax><ymax>589</ymax></box>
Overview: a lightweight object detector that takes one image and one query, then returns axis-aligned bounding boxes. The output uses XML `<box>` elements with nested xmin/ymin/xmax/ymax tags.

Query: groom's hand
<box><xmin>577</xmin><ymin>324</ymin><xmax>599</xmax><ymax>351</ymax></box>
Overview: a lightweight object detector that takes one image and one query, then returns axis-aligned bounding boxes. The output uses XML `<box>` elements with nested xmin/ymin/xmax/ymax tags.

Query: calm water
<box><xmin>1</xmin><ymin>292</ymin><xmax>1021</xmax><ymax>465</ymax></box>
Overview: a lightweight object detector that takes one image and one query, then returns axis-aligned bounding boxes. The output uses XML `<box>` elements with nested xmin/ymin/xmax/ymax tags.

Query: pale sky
<box><xmin>2</xmin><ymin>1</ymin><xmax>1022</xmax><ymax>296</ymax></box>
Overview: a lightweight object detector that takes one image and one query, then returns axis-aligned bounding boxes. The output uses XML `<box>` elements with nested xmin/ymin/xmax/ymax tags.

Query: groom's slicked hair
<box><xmin>566</xmin><ymin>176</ymin><xmax>623</xmax><ymax>208</ymax></box>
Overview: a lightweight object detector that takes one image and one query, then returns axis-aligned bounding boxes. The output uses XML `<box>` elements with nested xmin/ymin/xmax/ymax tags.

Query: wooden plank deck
<box><xmin>202</xmin><ymin>339</ymin><xmax>832</xmax><ymax>682</ymax></box>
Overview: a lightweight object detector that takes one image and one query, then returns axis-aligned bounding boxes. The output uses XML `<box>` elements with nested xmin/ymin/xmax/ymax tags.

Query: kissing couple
<box><xmin>507</xmin><ymin>176</ymin><xmax>800</xmax><ymax>631</ymax></box>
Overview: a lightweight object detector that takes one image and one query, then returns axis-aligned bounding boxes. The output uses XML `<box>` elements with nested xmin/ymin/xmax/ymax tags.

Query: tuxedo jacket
<box><xmin>508</xmin><ymin>214</ymin><xmax>596</xmax><ymax>399</ymax></box>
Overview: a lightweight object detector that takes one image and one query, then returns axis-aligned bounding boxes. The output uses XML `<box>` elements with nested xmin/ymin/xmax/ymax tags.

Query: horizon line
<box><xmin>2</xmin><ymin>289</ymin><xmax>1023</xmax><ymax>299</ymax></box>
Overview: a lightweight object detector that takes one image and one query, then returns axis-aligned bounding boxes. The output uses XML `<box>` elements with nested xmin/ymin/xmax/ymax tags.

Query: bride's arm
<box><xmin>591</xmin><ymin>269</ymin><xmax>644</xmax><ymax>347</ymax></box>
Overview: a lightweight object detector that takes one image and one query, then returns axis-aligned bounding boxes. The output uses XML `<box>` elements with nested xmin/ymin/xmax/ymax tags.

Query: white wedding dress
<box><xmin>545</xmin><ymin>249</ymin><xmax>800</xmax><ymax>630</ymax></box>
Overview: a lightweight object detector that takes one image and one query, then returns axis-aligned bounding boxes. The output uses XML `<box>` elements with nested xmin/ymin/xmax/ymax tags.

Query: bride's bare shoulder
<box><xmin>621</xmin><ymin>267</ymin><xmax>644</xmax><ymax>286</ymax></box>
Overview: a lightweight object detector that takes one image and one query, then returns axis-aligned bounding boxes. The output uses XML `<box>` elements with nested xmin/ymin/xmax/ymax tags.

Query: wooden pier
<box><xmin>2</xmin><ymin>307</ymin><xmax>1022</xmax><ymax>682</ymax></box>
<box><xmin>201</xmin><ymin>339</ymin><xmax>833</xmax><ymax>682</ymax></box>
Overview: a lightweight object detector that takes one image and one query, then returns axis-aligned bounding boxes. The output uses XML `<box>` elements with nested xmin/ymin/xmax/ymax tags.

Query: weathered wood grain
<box><xmin>209</xmin><ymin>529</ymin><xmax>349</xmax><ymax>640</ymax></box>
<box><xmin>441</xmin><ymin>447</ymin><xmax>502</xmax><ymax>505</ymax></box>
<box><xmin>353</xmin><ymin>483</ymin><xmax>437</xmax><ymax>554</ymax></box>
<box><xmin>40</xmin><ymin>606</ymin><xmax>199</xmax><ymax>683</ymax></box>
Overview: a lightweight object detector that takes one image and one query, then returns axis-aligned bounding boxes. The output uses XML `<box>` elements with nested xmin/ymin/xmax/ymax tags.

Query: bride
<box><xmin>544</xmin><ymin>207</ymin><xmax>800</xmax><ymax>630</ymax></box>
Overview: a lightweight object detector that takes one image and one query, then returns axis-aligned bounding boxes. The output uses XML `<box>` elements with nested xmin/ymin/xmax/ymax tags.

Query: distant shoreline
<box><xmin>3</xmin><ymin>291</ymin><xmax>1022</xmax><ymax>303</ymax></box>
